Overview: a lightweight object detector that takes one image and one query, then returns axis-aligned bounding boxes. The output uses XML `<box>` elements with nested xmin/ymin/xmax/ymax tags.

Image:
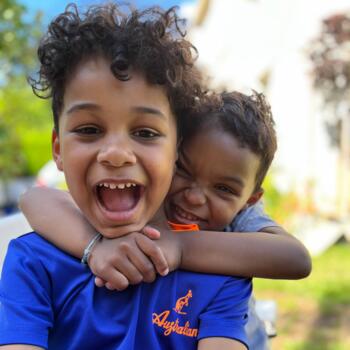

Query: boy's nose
<box><xmin>97</xmin><ymin>137</ymin><xmax>137</xmax><ymax>167</ymax></box>
<box><xmin>183</xmin><ymin>185</ymin><xmax>206</xmax><ymax>206</ymax></box>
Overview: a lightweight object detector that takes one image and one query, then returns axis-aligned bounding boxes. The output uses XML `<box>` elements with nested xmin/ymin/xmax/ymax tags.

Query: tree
<box><xmin>308</xmin><ymin>13</ymin><xmax>350</xmax><ymax>147</ymax></box>
<box><xmin>0</xmin><ymin>0</ymin><xmax>52</xmax><ymax>180</ymax></box>
<box><xmin>308</xmin><ymin>12</ymin><xmax>350</xmax><ymax>216</ymax></box>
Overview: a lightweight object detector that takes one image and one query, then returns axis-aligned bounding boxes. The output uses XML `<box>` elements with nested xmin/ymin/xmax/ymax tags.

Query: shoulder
<box><xmin>10</xmin><ymin>231</ymin><xmax>77</xmax><ymax>260</ymax></box>
<box><xmin>227</xmin><ymin>201</ymin><xmax>278</xmax><ymax>232</ymax></box>
<box><xmin>197</xmin><ymin>275</ymin><xmax>251</xmax><ymax>346</ymax></box>
<box><xmin>4</xmin><ymin>232</ymin><xmax>84</xmax><ymax>281</ymax></box>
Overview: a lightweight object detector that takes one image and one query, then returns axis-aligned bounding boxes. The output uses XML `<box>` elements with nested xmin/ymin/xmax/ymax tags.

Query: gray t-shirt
<box><xmin>227</xmin><ymin>201</ymin><xmax>278</xmax><ymax>233</ymax></box>
<box><xmin>227</xmin><ymin>201</ymin><xmax>279</xmax><ymax>350</ymax></box>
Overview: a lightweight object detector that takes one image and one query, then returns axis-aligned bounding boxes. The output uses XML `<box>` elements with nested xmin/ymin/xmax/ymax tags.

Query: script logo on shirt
<box><xmin>152</xmin><ymin>290</ymin><xmax>198</xmax><ymax>337</ymax></box>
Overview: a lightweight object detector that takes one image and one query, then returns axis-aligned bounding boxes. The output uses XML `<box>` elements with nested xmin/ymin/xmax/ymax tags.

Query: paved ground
<box><xmin>0</xmin><ymin>213</ymin><xmax>31</xmax><ymax>272</ymax></box>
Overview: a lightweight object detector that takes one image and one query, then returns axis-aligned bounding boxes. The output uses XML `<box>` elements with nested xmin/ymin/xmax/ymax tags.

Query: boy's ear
<box><xmin>52</xmin><ymin>129</ymin><xmax>63</xmax><ymax>171</ymax></box>
<box><xmin>246</xmin><ymin>188</ymin><xmax>264</xmax><ymax>207</ymax></box>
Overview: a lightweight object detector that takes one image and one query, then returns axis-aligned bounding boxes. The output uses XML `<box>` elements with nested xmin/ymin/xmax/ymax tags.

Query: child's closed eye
<box><xmin>175</xmin><ymin>160</ymin><xmax>191</xmax><ymax>178</ymax></box>
<box><xmin>214</xmin><ymin>184</ymin><xmax>238</xmax><ymax>196</ymax></box>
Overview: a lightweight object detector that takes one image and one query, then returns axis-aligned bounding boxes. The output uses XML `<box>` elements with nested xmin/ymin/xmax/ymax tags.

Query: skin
<box><xmin>20</xmin><ymin>104</ymin><xmax>312</xmax><ymax>287</ymax></box>
<box><xmin>4</xmin><ymin>56</ymin><xmax>246</xmax><ymax>350</ymax></box>
<box><xmin>165</xmin><ymin>127</ymin><xmax>263</xmax><ymax>230</ymax></box>
<box><xmin>52</xmin><ymin>56</ymin><xmax>177</xmax><ymax>239</ymax></box>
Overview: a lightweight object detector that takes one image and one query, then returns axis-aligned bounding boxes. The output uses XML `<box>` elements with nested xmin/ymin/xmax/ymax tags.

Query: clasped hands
<box><xmin>88</xmin><ymin>224</ymin><xmax>183</xmax><ymax>291</ymax></box>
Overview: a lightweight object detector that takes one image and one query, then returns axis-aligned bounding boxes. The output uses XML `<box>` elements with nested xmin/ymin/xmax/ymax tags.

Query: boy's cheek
<box><xmin>167</xmin><ymin>174</ymin><xmax>187</xmax><ymax>196</ymax></box>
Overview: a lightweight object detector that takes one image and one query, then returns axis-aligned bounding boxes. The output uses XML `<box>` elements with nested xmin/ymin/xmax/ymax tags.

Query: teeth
<box><xmin>176</xmin><ymin>205</ymin><xmax>199</xmax><ymax>221</ymax></box>
<box><xmin>98</xmin><ymin>182</ymin><xmax>137</xmax><ymax>189</ymax></box>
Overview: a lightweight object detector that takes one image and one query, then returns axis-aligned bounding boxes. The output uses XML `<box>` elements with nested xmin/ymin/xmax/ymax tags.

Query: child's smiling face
<box><xmin>165</xmin><ymin>127</ymin><xmax>262</xmax><ymax>230</ymax></box>
<box><xmin>53</xmin><ymin>56</ymin><xmax>177</xmax><ymax>238</ymax></box>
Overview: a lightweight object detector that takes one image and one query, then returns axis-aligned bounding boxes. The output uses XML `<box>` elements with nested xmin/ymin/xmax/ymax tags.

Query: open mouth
<box><xmin>96</xmin><ymin>181</ymin><xmax>143</xmax><ymax>213</ymax></box>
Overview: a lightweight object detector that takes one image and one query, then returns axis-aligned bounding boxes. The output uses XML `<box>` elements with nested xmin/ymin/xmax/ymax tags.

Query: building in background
<box><xmin>185</xmin><ymin>0</ymin><xmax>350</xmax><ymax>220</ymax></box>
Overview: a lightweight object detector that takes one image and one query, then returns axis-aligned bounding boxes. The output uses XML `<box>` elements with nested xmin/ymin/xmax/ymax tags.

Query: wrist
<box><xmin>81</xmin><ymin>233</ymin><xmax>102</xmax><ymax>265</ymax></box>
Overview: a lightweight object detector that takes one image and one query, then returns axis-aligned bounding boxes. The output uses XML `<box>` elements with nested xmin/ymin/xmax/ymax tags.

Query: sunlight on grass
<box><xmin>254</xmin><ymin>242</ymin><xmax>350</xmax><ymax>350</ymax></box>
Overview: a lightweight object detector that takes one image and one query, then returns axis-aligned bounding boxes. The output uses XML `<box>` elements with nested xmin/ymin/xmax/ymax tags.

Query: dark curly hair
<box><xmin>29</xmin><ymin>3</ymin><xmax>203</xmax><ymax>132</ymax></box>
<box><xmin>182</xmin><ymin>90</ymin><xmax>277</xmax><ymax>192</ymax></box>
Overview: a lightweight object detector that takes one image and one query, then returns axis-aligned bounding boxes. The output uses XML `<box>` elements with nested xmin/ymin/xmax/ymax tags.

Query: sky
<box><xmin>19</xmin><ymin>0</ymin><xmax>187</xmax><ymax>22</ymax></box>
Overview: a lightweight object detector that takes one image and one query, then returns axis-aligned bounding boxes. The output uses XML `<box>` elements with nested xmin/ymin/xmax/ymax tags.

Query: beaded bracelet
<box><xmin>81</xmin><ymin>233</ymin><xmax>102</xmax><ymax>265</ymax></box>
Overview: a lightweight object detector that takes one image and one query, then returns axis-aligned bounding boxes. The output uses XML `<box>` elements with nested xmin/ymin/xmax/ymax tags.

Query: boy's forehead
<box><xmin>61</xmin><ymin>56</ymin><xmax>174</xmax><ymax>119</ymax></box>
<box><xmin>181</xmin><ymin>128</ymin><xmax>261</xmax><ymax>186</ymax></box>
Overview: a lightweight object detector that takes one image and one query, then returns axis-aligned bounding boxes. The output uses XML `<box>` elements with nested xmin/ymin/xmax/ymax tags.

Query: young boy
<box><xmin>0</xmin><ymin>4</ymin><xmax>253</xmax><ymax>350</ymax></box>
<box><xmin>19</xmin><ymin>89</ymin><xmax>310</xmax><ymax>350</ymax></box>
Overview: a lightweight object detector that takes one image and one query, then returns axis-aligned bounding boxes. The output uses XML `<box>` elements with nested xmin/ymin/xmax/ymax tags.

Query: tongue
<box><xmin>99</xmin><ymin>187</ymin><xmax>137</xmax><ymax>212</ymax></box>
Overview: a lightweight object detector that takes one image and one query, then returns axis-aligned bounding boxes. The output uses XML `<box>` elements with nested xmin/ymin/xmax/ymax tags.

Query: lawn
<box><xmin>254</xmin><ymin>242</ymin><xmax>350</xmax><ymax>350</ymax></box>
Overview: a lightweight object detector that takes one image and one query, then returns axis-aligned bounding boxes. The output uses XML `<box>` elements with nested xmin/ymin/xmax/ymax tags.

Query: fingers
<box><xmin>94</xmin><ymin>276</ymin><xmax>106</xmax><ymax>287</ymax></box>
<box><xmin>136</xmin><ymin>235</ymin><xmax>169</xmax><ymax>277</ymax></box>
<box><xmin>142</xmin><ymin>225</ymin><xmax>161</xmax><ymax>240</ymax></box>
<box><xmin>92</xmin><ymin>255</ymin><xmax>144</xmax><ymax>290</ymax></box>
<box><xmin>89</xmin><ymin>233</ymin><xmax>169</xmax><ymax>292</ymax></box>
<box><xmin>125</xmin><ymin>245</ymin><xmax>158</xmax><ymax>283</ymax></box>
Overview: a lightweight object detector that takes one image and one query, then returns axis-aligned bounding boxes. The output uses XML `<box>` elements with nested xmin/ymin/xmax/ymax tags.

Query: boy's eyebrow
<box><xmin>220</xmin><ymin>175</ymin><xmax>245</xmax><ymax>188</ymax></box>
<box><xmin>132</xmin><ymin>106</ymin><xmax>166</xmax><ymax>119</ymax></box>
<box><xmin>66</xmin><ymin>102</ymin><xmax>101</xmax><ymax>115</ymax></box>
<box><xmin>66</xmin><ymin>104</ymin><xmax>166</xmax><ymax>119</ymax></box>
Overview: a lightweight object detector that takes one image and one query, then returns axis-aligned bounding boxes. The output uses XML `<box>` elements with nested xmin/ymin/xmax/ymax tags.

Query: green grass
<box><xmin>254</xmin><ymin>242</ymin><xmax>350</xmax><ymax>350</ymax></box>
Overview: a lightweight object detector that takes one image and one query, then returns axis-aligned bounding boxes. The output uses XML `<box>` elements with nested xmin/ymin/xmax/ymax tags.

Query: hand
<box><xmin>152</xmin><ymin>225</ymin><xmax>183</xmax><ymax>272</ymax></box>
<box><xmin>88</xmin><ymin>230</ymin><xmax>169</xmax><ymax>291</ymax></box>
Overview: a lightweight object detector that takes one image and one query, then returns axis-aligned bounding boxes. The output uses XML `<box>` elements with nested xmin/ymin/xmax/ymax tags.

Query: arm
<box><xmin>0</xmin><ymin>346</ymin><xmax>43</xmax><ymax>350</ymax></box>
<box><xmin>19</xmin><ymin>187</ymin><xmax>169</xmax><ymax>290</ymax></box>
<box><xmin>149</xmin><ymin>200</ymin><xmax>311</xmax><ymax>279</ymax></box>
<box><xmin>178</xmin><ymin>226</ymin><xmax>311</xmax><ymax>279</ymax></box>
<box><xmin>198</xmin><ymin>338</ymin><xmax>246</xmax><ymax>350</ymax></box>
<box><xmin>172</xmin><ymin>200</ymin><xmax>312</xmax><ymax>279</ymax></box>
<box><xmin>19</xmin><ymin>187</ymin><xmax>94</xmax><ymax>258</ymax></box>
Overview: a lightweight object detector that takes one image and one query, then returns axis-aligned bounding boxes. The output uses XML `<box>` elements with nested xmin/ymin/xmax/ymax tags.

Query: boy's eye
<box><xmin>175</xmin><ymin>160</ymin><xmax>191</xmax><ymax>177</ymax></box>
<box><xmin>215</xmin><ymin>184</ymin><xmax>236</xmax><ymax>195</ymax></box>
<box><xmin>133</xmin><ymin>129</ymin><xmax>160</xmax><ymax>139</ymax></box>
<box><xmin>74</xmin><ymin>126</ymin><xmax>101</xmax><ymax>135</ymax></box>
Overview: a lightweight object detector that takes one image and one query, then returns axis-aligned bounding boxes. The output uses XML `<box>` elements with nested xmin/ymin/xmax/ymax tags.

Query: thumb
<box><xmin>142</xmin><ymin>225</ymin><xmax>161</xmax><ymax>240</ymax></box>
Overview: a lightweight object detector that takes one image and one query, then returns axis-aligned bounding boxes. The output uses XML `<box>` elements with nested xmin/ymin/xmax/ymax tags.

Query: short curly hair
<box><xmin>182</xmin><ymin>91</ymin><xmax>277</xmax><ymax>192</ymax></box>
<box><xmin>29</xmin><ymin>3</ymin><xmax>203</xmax><ymax>131</ymax></box>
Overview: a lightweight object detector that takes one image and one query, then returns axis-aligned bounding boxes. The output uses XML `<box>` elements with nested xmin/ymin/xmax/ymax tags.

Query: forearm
<box><xmin>198</xmin><ymin>337</ymin><xmax>246</xmax><ymax>350</ymax></box>
<box><xmin>19</xmin><ymin>187</ymin><xmax>95</xmax><ymax>258</ymax></box>
<box><xmin>180</xmin><ymin>228</ymin><xmax>311</xmax><ymax>279</ymax></box>
<box><xmin>0</xmin><ymin>346</ymin><xmax>43</xmax><ymax>350</ymax></box>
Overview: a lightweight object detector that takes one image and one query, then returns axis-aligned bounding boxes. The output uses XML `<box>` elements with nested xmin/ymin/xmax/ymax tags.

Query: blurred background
<box><xmin>0</xmin><ymin>0</ymin><xmax>349</xmax><ymax>349</ymax></box>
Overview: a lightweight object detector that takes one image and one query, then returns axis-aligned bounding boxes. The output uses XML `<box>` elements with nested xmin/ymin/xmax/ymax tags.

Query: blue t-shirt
<box><xmin>228</xmin><ymin>201</ymin><xmax>278</xmax><ymax>350</ymax></box>
<box><xmin>0</xmin><ymin>233</ymin><xmax>251</xmax><ymax>350</ymax></box>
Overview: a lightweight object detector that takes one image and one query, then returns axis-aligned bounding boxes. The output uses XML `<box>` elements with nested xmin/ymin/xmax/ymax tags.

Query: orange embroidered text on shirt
<box><xmin>152</xmin><ymin>290</ymin><xmax>198</xmax><ymax>337</ymax></box>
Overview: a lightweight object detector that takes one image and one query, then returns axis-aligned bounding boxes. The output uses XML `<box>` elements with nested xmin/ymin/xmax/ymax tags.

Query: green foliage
<box><xmin>0</xmin><ymin>0</ymin><xmax>52</xmax><ymax>180</ymax></box>
<box><xmin>255</xmin><ymin>243</ymin><xmax>350</xmax><ymax>303</ymax></box>
<box><xmin>262</xmin><ymin>174</ymin><xmax>299</xmax><ymax>225</ymax></box>
<box><xmin>255</xmin><ymin>243</ymin><xmax>350</xmax><ymax>349</ymax></box>
<box><xmin>0</xmin><ymin>0</ymin><xmax>42</xmax><ymax>81</ymax></box>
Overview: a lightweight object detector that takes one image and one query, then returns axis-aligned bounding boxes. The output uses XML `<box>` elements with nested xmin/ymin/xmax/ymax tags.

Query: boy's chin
<box><xmin>97</xmin><ymin>222</ymin><xmax>146</xmax><ymax>239</ymax></box>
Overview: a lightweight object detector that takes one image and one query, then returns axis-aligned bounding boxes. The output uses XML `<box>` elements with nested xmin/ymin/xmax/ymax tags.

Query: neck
<box><xmin>149</xmin><ymin>205</ymin><xmax>169</xmax><ymax>230</ymax></box>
